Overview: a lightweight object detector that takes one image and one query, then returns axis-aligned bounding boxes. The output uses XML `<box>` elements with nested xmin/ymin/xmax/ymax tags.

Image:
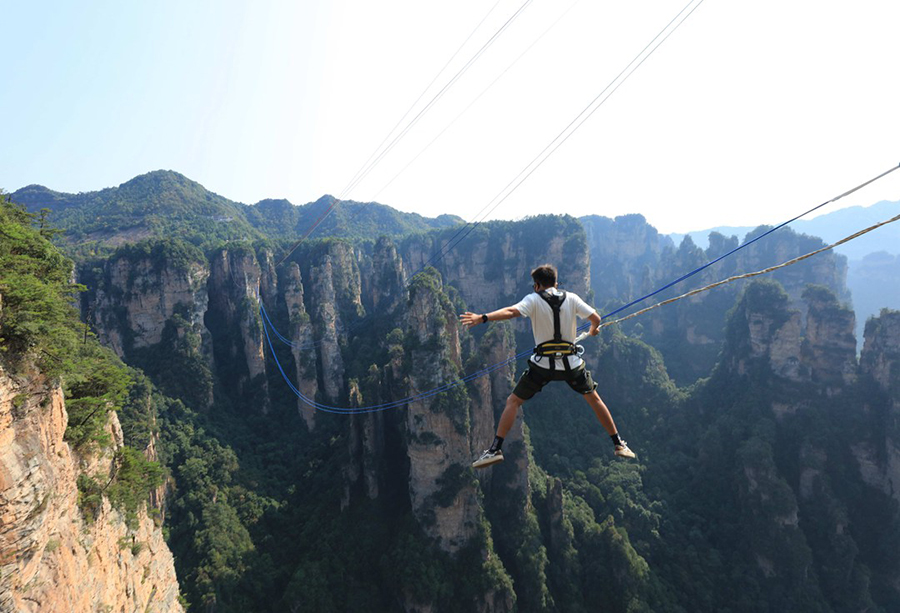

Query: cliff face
<box><xmin>856</xmin><ymin>310</ymin><xmax>900</xmax><ymax>502</ymax></box>
<box><xmin>722</xmin><ymin>282</ymin><xmax>857</xmax><ymax>395</ymax></box>
<box><xmin>0</xmin><ymin>366</ymin><xmax>182</xmax><ymax>613</ymax></box>
<box><xmin>401</xmin><ymin>216</ymin><xmax>590</xmax><ymax>316</ymax></box>
<box><xmin>404</xmin><ymin>271</ymin><xmax>480</xmax><ymax>553</ymax></box>
<box><xmin>93</xmin><ymin>253</ymin><xmax>210</xmax><ymax>359</ymax></box>
<box><xmin>279</xmin><ymin>262</ymin><xmax>318</xmax><ymax>429</ymax></box>
<box><xmin>206</xmin><ymin>247</ymin><xmax>268</xmax><ymax>406</ymax></box>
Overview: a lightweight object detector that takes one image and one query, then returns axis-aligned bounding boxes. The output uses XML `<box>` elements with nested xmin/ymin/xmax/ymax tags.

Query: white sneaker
<box><xmin>473</xmin><ymin>448</ymin><xmax>504</xmax><ymax>469</ymax></box>
<box><xmin>614</xmin><ymin>442</ymin><xmax>636</xmax><ymax>459</ymax></box>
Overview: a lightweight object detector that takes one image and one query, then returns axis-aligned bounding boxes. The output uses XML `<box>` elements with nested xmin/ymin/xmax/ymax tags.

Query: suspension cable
<box><xmin>411</xmin><ymin>0</ymin><xmax>705</xmax><ymax>278</ymax></box>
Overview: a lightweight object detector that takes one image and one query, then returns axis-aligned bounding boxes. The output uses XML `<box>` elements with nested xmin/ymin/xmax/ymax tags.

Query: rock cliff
<box><xmin>856</xmin><ymin>309</ymin><xmax>900</xmax><ymax>502</ymax></box>
<box><xmin>206</xmin><ymin>246</ymin><xmax>268</xmax><ymax>406</ymax></box>
<box><xmin>404</xmin><ymin>270</ymin><xmax>480</xmax><ymax>553</ymax></box>
<box><xmin>0</xmin><ymin>366</ymin><xmax>182</xmax><ymax>613</ymax></box>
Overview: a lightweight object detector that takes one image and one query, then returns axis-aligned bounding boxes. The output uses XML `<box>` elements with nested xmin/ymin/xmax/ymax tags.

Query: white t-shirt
<box><xmin>513</xmin><ymin>288</ymin><xmax>596</xmax><ymax>370</ymax></box>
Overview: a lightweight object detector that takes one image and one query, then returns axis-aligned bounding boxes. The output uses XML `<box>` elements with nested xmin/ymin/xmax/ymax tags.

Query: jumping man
<box><xmin>460</xmin><ymin>264</ymin><xmax>635</xmax><ymax>468</ymax></box>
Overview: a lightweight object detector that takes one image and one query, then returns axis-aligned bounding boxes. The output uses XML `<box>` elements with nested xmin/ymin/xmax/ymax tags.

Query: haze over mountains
<box><xmin>669</xmin><ymin>199</ymin><xmax>900</xmax><ymax>260</ymax></box>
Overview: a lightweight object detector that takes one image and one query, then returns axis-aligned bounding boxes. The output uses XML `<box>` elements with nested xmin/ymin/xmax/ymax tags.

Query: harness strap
<box><xmin>535</xmin><ymin>289</ymin><xmax>574</xmax><ymax>372</ymax></box>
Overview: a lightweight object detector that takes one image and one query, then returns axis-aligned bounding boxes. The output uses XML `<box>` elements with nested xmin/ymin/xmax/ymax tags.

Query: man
<box><xmin>460</xmin><ymin>264</ymin><xmax>635</xmax><ymax>468</ymax></box>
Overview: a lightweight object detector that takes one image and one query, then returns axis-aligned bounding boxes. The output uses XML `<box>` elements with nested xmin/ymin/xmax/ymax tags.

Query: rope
<box><xmin>572</xmin><ymin>163</ymin><xmax>900</xmax><ymax>329</ymax></box>
<box><xmin>592</xmin><ymin>209</ymin><xmax>900</xmax><ymax>331</ymax></box>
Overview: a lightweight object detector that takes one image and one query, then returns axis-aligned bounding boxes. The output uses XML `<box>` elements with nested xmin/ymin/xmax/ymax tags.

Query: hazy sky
<box><xmin>2</xmin><ymin>0</ymin><xmax>898</xmax><ymax>233</ymax></box>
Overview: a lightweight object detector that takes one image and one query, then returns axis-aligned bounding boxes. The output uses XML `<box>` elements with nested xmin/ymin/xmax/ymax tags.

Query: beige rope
<box><xmin>600</xmin><ymin>211</ymin><xmax>900</xmax><ymax>329</ymax></box>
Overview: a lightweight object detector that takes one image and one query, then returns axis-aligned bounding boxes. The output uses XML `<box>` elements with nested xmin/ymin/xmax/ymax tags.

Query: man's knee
<box><xmin>507</xmin><ymin>392</ymin><xmax>526</xmax><ymax>407</ymax></box>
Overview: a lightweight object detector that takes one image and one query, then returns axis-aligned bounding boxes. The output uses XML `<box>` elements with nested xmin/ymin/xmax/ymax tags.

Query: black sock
<box><xmin>610</xmin><ymin>433</ymin><xmax>623</xmax><ymax>447</ymax></box>
<box><xmin>490</xmin><ymin>436</ymin><xmax>504</xmax><ymax>453</ymax></box>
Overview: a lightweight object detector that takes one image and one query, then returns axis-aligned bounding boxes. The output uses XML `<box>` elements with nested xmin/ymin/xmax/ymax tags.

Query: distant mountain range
<box><xmin>10</xmin><ymin>170</ymin><xmax>464</xmax><ymax>248</ymax></box>
<box><xmin>669</xmin><ymin>199</ymin><xmax>900</xmax><ymax>261</ymax></box>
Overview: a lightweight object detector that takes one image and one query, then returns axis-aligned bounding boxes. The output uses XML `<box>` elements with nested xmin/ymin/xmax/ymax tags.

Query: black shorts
<box><xmin>512</xmin><ymin>362</ymin><xmax>597</xmax><ymax>400</ymax></box>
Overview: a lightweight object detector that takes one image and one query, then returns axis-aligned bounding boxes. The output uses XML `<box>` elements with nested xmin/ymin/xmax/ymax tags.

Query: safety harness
<box><xmin>532</xmin><ymin>289</ymin><xmax>580</xmax><ymax>372</ymax></box>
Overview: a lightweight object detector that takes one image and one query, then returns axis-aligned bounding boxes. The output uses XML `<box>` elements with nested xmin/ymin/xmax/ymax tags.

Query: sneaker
<box><xmin>473</xmin><ymin>448</ymin><xmax>504</xmax><ymax>469</ymax></box>
<box><xmin>614</xmin><ymin>442</ymin><xmax>636</xmax><ymax>459</ymax></box>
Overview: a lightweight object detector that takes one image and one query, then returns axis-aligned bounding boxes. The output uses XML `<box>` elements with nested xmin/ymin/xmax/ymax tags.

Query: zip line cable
<box><xmin>339</xmin><ymin>0</ymin><xmax>503</xmax><ymax>200</ymax></box>
<box><xmin>261</xmin><ymin>163</ymin><xmax>900</xmax><ymax>413</ymax></box>
<box><xmin>412</xmin><ymin>0</ymin><xmax>705</xmax><ymax>278</ymax></box>
<box><xmin>267</xmin><ymin>0</ymin><xmax>700</xmax><ymax>347</ymax></box>
<box><xmin>370</xmin><ymin>0</ymin><xmax>585</xmax><ymax>201</ymax></box>
<box><xmin>275</xmin><ymin>0</ymin><xmax>534</xmax><ymax>268</ymax></box>
<box><xmin>272</xmin><ymin>0</ymin><xmax>581</xmax><ymax>302</ymax></box>
<box><xmin>582</xmin><ymin>206</ymin><xmax>900</xmax><ymax>333</ymax></box>
<box><xmin>337</xmin><ymin>0</ymin><xmax>533</xmax><ymax>200</ymax></box>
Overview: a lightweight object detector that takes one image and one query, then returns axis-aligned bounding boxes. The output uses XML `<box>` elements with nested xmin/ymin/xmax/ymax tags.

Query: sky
<box><xmin>2</xmin><ymin>0</ymin><xmax>898</xmax><ymax>234</ymax></box>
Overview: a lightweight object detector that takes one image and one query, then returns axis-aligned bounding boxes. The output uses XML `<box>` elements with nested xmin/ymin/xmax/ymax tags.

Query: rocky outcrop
<box><xmin>723</xmin><ymin>281</ymin><xmax>804</xmax><ymax>381</ymax></box>
<box><xmin>0</xmin><ymin>366</ymin><xmax>183</xmax><ymax>613</ymax></box>
<box><xmin>367</xmin><ymin>237</ymin><xmax>405</xmax><ymax>314</ymax></box>
<box><xmin>802</xmin><ymin>286</ymin><xmax>856</xmax><ymax>389</ymax></box>
<box><xmin>92</xmin><ymin>250</ymin><xmax>209</xmax><ymax>359</ymax></box>
<box><xmin>581</xmin><ymin>213</ymin><xmax>672</xmax><ymax>302</ymax></box>
<box><xmin>404</xmin><ymin>270</ymin><xmax>481</xmax><ymax>553</ymax></box>
<box><xmin>280</xmin><ymin>263</ymin><xmax>318</xmax><ymax>429</ymax></box>
<box><xmin>856</xmin><ymin>309</ymin><xmax>900</xmax><ymax>501</ymax></box>
<box><xmin>401</xmin><ymin>216</ymin><xmax>590</xmax><ymax>317</ymax></box>
<box><xmin>206</xmin><ymin>247</ymin><xmax>268</xmax><ymax>404</ymax></box>
<box><xmin>304</xmin><ymin>255</ymin><xmax>345</xmax><ymax>402</ymax></box>
<box><xmin>581</xmin><ymin>215</ymin><xmax>850</xmax><ymax>384</ymax></box>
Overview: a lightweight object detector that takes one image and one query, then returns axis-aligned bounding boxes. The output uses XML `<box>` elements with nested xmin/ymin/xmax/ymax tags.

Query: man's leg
<box><xmin>582</xmin><ymin>390</ymin><xmax>617</xmax><ymax>435</ymax></box>
<box><xmin>583</xmin><ymin>391</ymin><xmax>636</xmax><ymax>458</ymax></box>
<box><xmin>497</xmin><ymin>392</ymin><xmax>526</xmax><ymax>438</ymax></box>
<box><xmin>473</xmin><ymin>393</ymin><xmax>526</xmax><ymax>469</ymax></box>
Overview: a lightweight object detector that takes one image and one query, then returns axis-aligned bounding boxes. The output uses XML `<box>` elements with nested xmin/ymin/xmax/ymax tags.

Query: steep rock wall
<box><xmin>0</xmin><ymin>366</ymin><xmax>182</xmax><ymax>613</ymax></box>
<box><xmin>856</xmin><ymin>310</ymin><xmax>900</xmax><ymax>501</ymax></box>
<box><xmin>91</xmin><ymin>253</ymin><xmax>210</xmax><ymax>360</ymax></box>
<box><xmin>206</xmin><ymin>247</ymin><xmax>268</xmax><ymax>405</ymax></box>
<box><xmin>400</xmin><ymin>216</ymin><xmax>590</xmax><ymax>317</ymax></box>
<box><xmin>404</xmin><ymin>271</ymin><xmax>480</xmax><ymax>553</ymax></box>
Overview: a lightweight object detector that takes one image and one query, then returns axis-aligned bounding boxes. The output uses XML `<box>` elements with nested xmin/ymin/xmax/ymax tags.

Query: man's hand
<box><xmin>589</xmin><ymin>325</ymin><xmax>600</xmax><ymax>336</ymax></box>
<box><xmin>460</xmin><ymin>312</ymin><xmax>482</xmax><ymax>328</ymax></box>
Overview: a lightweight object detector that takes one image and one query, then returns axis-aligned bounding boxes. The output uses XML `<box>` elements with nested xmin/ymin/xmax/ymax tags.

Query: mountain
<box><xmin>669</xmin><ymin>199</ymin><xmax>900</xmax><ymax>260</ymax></box>
<box><xmin>9</xmin><ymin>170</ymin><xmax>464</xmax><ymax>251</ymax></box>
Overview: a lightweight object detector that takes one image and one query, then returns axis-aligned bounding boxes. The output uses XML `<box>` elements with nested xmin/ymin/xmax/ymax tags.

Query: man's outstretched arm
<box><xmin>588</xmin><ymin>311</ymin><xmax>602</xmax><ymax>336</ymax></box>
<box><xmin>460</xmin><ymin>307</ymin><xmax>521</xmax><ymax>328</ymax></box>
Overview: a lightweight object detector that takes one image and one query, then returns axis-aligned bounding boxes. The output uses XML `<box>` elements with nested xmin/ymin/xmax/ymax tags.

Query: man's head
<box><xmin>531</xmin><ymin>264</ymin><xmax>558</xmax><ymax>291</ymax></box>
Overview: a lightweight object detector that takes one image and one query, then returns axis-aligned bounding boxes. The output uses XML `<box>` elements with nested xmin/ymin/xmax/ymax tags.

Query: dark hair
<box><xmin>531</xmin><ymin>264</ymin><xmax>557</xmax><ymax>288</ymax></box>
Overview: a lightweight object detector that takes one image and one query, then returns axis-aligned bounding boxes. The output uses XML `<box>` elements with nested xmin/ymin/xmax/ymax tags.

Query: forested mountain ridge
<box><xmin>10</xmin><ymin>170</ymin><xmax>464</xmax><ymax>252</ymax></box>
<box><xmin>6</xmin><ymin>175</ymin><xmax>900</xmax><ymax>611</ymax></box>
